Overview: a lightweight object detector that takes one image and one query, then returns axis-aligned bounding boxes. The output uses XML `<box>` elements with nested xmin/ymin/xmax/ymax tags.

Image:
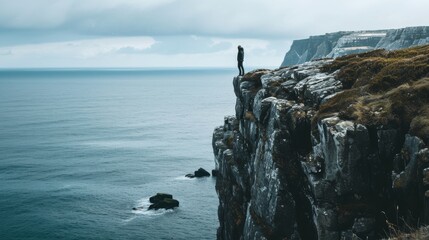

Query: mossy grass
<box><xmin>316</xmin><ymin>44</ymin><xmax>429</xmax><ymax>143</ymax></box>
<box><xmin>241</xmin><ymin>69</ymin><xmax>271</xmax><ymax>83</ymax></box>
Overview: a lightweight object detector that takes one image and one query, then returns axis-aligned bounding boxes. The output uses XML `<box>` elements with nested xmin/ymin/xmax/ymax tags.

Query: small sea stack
<box><xmin>148</xmin><ymin>193</ymin><xmax>179</xmax><ymax>210</ymax></box>
<box><xmin>185</xmin><ymin>168</ymin><xmax>211</xmax><ymax>178</ymax></box>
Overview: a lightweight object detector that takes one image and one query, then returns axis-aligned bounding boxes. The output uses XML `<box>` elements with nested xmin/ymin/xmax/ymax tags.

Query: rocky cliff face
<box><xmin>280</xmin><ymin>26</ymin><xmax>429</xmax><ymax>67</ymax></box>
<box><xmin>213</xmin><ymin>45</ymin><xmax>429</xmax><ymax>239</ymax></box>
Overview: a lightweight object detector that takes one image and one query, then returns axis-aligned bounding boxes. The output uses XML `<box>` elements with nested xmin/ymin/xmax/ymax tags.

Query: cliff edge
<box><xmin>213</xmin><ymin>45</ymin><xmax>429</xmax><ymax>239</ymax></box>
<box><xmin>280</xmin><ymin>26</ymin><xmax>429</xmax><ymax>67</ymax></box>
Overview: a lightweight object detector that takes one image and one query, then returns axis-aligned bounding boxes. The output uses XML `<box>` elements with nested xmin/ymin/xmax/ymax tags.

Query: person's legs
<box><xmin>237</xmin><ymin>61</ymin><xmax>242</xmax><ymax>76</ymax></box>
<box><xmin>238</xmin><ymin>61</ymin><xmax>244</xmax><ymax>76</ymax></box>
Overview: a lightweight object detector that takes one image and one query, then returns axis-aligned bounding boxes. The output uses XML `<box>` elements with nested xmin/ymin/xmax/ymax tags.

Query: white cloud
<box><xmin>0</xmin><ymin>0</ymin><xmax>174</xmax><ymax>29</ymax></box>
<box><xmin>0</xmin><ymin>49</ymin><xmax>12</xmax><ymax>55</ymax></box>
<box><xmin>0</xmin><ymin>36</ymin><xmax>285</xmax><ymax>68</ymax></box>
<box><xmin>0</xmin><ymin>37</ymin><xmax>155</xmax><ymax>60</ymax></box>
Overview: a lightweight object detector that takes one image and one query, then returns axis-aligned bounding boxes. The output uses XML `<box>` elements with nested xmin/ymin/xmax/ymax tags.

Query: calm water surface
<box><xmin>0</xmin><ymin>69</ymin><xmax>236</xmax><ymax>240</ymax></box>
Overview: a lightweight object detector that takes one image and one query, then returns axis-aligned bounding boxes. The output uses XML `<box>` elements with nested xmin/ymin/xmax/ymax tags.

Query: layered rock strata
<box><xmin>280</xmin><ymin>26</ymin><xmax>429</xmax><ymax>67</ymax></box>
<box><xmin>213</xmin><ymin>59</ymin><xmax>429</xmax><ymax>239</ymax></box>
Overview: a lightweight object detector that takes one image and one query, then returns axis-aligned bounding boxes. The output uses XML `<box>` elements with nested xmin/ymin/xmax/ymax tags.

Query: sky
<box><xmin>0</xmin><ymin>0</ymin><xmax>428</xmax><ymax>69</ymax></box>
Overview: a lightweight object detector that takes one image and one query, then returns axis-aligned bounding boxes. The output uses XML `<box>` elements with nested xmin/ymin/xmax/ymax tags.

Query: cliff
<box><xmin>213</xmin><ymin>45</ymin><xmax>429</xmax><ymax>239</ymax></box>
<box><xmin>280</xmin><ymin>26</ymin><xmax>429</xmax><ymax>67</ymax></box>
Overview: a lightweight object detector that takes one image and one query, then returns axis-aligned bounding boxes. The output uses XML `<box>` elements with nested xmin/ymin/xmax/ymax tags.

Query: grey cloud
<box><xmin>141</xmin><ymin>36</ymin><xmax>232</xmax><ymax>54</ymax></box>
<box><xmin>115</xmin><ymin>46</ymin><xmax>146</xmax><ymax>54</ymax></box>
<box><xmin>2</xmin><ymin>0</ymin><xmax>428</xmax><ymax>41</ymax></box>
<box><xmin>0</xmin><ymin>29</ymin><xmax>100</xmax><ymax>47</ymax></box>
<box><xmin>251</xmin><ymin>40</ymin><xmax>292</xmax><ymax>55</ymax></box>
<box><xmin>59</xmin><ymin>1</ymin><xmax>309</xmax><ymax>39</ymax></box>
<box><xmin>109</xmin><ymin>36</ymin><xmax>232</xmax><ymax>55</ymax></box>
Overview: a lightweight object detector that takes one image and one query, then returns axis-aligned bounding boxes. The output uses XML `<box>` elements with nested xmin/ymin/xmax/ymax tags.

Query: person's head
<box><xmin>238</xmin><ymin>45</ymin><xmax>242</xmax><ymax>50</ymax></box>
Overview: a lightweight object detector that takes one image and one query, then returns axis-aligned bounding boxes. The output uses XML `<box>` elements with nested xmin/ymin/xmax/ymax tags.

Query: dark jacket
<box><xmin>237</xmin><ymin>47</ymin><xmax>244</xmax><ymax>62</ymax></box>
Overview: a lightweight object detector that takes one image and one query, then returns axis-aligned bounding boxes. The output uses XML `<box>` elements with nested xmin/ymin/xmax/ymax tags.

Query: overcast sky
<box><xmin>0</xmin><ymin>0</ymin><xmax>428</xmax><ymax>68</ymax></box>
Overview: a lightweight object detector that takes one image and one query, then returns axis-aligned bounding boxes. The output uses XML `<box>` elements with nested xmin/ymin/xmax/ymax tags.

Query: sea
<box><xmin>0</xmin><ymin>68</ymin><xmax>237</xmax><ymax>240</ymax></box>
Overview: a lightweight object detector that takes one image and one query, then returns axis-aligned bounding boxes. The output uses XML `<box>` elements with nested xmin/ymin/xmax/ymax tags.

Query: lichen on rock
<box><xmin>213</xmin><ymin>44</ymin><xmax>429</xmax><ymax>239</ymax></box>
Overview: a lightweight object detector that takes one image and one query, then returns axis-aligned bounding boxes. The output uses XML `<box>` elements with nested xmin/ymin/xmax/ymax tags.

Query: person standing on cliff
<box><xmin>237</xmin><ymin>45</ymin><xmax>245</xmax><ymax>76</ymax></box>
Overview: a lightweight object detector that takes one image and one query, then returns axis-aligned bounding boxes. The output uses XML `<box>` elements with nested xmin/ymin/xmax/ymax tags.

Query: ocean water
<box><xmin>0</xmin><ymin>69</ymin><xmax>236</xmax><ymax>240</ymax></box>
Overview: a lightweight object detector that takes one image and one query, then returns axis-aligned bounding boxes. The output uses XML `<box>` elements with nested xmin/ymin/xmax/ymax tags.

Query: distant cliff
<box><xmin>280</xmin><ymin>26</ymin><xmax>429</xmax><ymax>67</ymax></box>
<box><xmin>213</xmin><ymin>45</ymin><xmax>429</xmax><ymax>239</ymax></box>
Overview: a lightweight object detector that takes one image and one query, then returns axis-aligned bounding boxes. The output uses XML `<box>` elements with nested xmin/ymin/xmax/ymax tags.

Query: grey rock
<box><xmin>392</xmin><ymin>135</ymin><xmax>425</xmax><ymax>190</ymax></box>
<box><xmin>235</xmin><ymin>98</ymin><xmax>244</xmax><ymax>119</ymax></box>
<box><xmin>318</xmin><ymin>118</ymin><xmax>370</xmax><ymax>195</ymax></box>
<box><xmin>340</xmin><ymin>230</ymin><xmax>361</xmax><ymax>240</ymax></box>
<box><xmin>148</xmin><ymin>198</ymin><xmax>179</xmax><ymax>210</ymax></box>
<box><xmin>377</xmin><ymin>129</ymin><xmax>401</xmax><ymax>162</ymax></box>
<box><xmin>261</xmin><ymin>74</ymin><xmax>282</xmax><ymax>89</ymax></box>
<box><xmin>376</xmin><ymin>26</ymin><xmax>429</xmax><ymax>50</ymax></box>
<box><xmin>253</xmin><ymin>96</ymin><xmax>276</xmax><ymax>124</ymax></box>
<box><xmin>149</xmin><ymin>193</ymin><xmax>172</xmax><ymax>203</ymax></box>
<box><xmin>352</xmin><ymin>217</ymin><xmax>376</xmax><ymax>235</ymax></box>
<box><xmin>313</xmin><ymin>207</ymin><xmax>340</xmax><ymax>240</ymax></box>
<box><xmin>281</xmin><ymin>79</ymin><xmax>298</xmax><ymax>89</ymax></box>
<box><xmin>281</xmin><ymin>26</ymin><xmax>429</xmax><ymax>67</ymax></box>
<box><xmin>233</xmin><ymin>76</ymin><xmax>241</xmax><ymax>97</ymax></box>
<box><xmin>191</xmin><ymin>168</ymin><xmax>211</xmax><ymax>178</ymax></box>
<box><xmin>213</xmin><ymin>57</ymin><xmax>429</xmax><ymax>240</ymax></box>
<box><xmin>243</xmin><ymin>205</ymin><xmax>268</xmax><ymax>240</ymax></box>
<box><xmin>148</xmin><ymin>193</ymin><xmax>179</xmax><ymax>210</ymax></box>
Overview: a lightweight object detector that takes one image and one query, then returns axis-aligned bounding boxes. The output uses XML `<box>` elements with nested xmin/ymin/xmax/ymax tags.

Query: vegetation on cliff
<box><xmin>214</xmin><ymin>44</ymin><xmax>429</xmax><ymax>240</ymax></box>
<box><xmin>318</xmin><ymin>45</ymin><xmax>429</xmax><ymax>143</ymax></box>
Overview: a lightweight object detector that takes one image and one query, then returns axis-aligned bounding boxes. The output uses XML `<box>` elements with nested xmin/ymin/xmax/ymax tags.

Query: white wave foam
<box><xmin>174</xmin><ymin>175</ymin><xmax>193</xmax><ymax>180</ymax></box>
<box><xmin>123</xmin><ymin>196</ymin><xmax>176</xmax><ymax>223</ymax></box>
<box><xmin>134</xmin><ymin>207</ymin><xmax>174</xmax><ymax>216</ymax></box>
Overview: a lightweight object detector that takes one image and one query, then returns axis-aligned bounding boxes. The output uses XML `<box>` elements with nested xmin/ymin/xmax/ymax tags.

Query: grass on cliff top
<box><xmin>241</xmin><ymin>69</ymin><xmax>271</xmax><ymax>83</ymax></box>
<box><xmin>317</xmin><ymin>44</ymin><xmax>429</xmax><ymax>142</ymax></box>
<box><xmin>386</xmin><ymin>224</ymin><xmax>429</xmax><ymax>240</ymax></box>
<box><xmin>321</xmin><ymin>45</ymin><xmax>429</xmax><ymax>91</ymax></box>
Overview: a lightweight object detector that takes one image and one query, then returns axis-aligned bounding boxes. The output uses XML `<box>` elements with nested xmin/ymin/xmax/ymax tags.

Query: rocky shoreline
<box><xmin>213</xmin><ymin>45</ymin><xmax>429</xmax><ymax>239</ymax></box>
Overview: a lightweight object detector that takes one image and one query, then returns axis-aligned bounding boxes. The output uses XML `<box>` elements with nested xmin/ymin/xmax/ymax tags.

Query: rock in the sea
<box><xmin>212</xmin><ymin>169</ymin><xmax>219</xmax><ymax>177</ymax></box>
<box><xmin>194</xmin><ymin>168</ymin><xmax>210</xmax><ymax>177</ymax></box>
<box><xmin>148</xmin><ymin>193</ymin><xmax>179</xmax><ymax>210</ymax></box>
<box><xmin>185</xmin><ymin>168</ymin><xmax>211</xmax><ymax>178</ymax></box>
<box><xmin>149</xmin><ymin>193</ymin><xmax>172</xmax><ymax>203</ymax></box>
<box><xmin>148</xmin><ymin>198</ymin><xmax>179</xmax><ymax>210</ymax></box>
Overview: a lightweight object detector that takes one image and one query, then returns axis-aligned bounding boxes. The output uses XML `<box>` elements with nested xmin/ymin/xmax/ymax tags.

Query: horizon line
<box><xmin>0</xmin><ymin>66</ymin><xmax>278</xmax><ymax>71</ymax></box>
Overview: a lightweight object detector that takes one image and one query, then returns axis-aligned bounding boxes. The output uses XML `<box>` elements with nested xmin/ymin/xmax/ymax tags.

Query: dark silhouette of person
<box><xmin>237</xmin><ymin>45</ymin><xmax>244</xmax><ymax>76</ymax></box>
